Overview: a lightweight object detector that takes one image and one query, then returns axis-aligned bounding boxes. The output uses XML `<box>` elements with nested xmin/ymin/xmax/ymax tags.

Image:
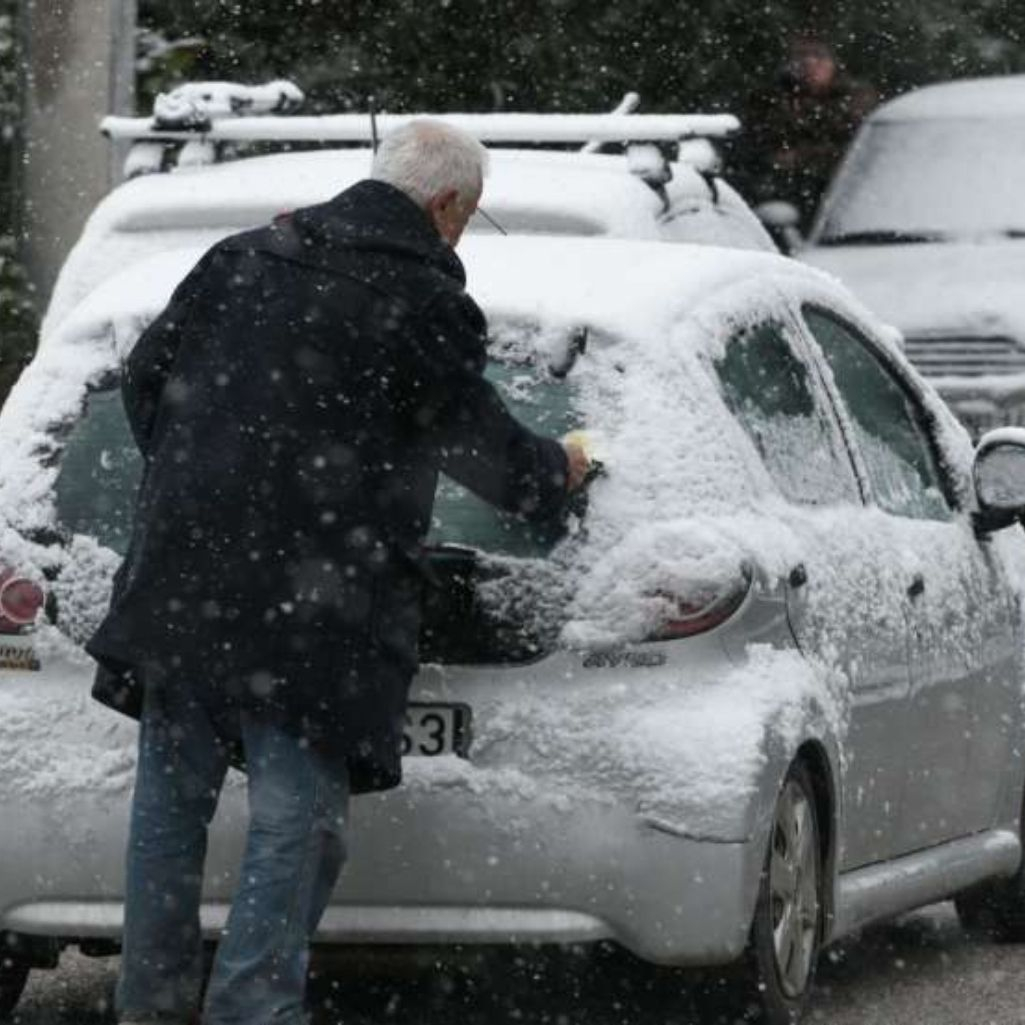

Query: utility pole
<box><xmin>21</xmin><ymin>0</ymin><xmax>137</xmax><ymax>302</ymax></box>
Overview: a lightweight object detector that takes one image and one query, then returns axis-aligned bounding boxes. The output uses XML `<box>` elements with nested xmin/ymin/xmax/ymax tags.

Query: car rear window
<box><xmin>428</xmin><ymin>322</ymin><xmax>584</xmax><ymax>557</ymax></box>
<box><xmin>54</xmin><ymin>387</ymin><xmax>143</xmax><ymax>556</ymax></box>
<box><xmin>51</xmin><ymin>321</ymin><xmax>584</xmax><ymax>560</ymax></box>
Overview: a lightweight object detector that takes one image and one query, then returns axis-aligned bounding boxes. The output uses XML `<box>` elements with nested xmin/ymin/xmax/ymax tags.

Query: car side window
<box><xmin>714</xmin><ymin>319</ymin><xmax>860</xmax><ymax>506</ymax></box>
<box><xmin>803</xmin><ymin>308</ymin><xmax>953</xmax><ymax>521</ymax></box>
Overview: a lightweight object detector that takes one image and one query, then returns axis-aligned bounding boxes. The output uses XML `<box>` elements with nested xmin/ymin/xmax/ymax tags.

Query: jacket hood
<box><xmin>290</xmin><ymin>179</ymin><xmax>466</xmax><ymax>286</ymax></box>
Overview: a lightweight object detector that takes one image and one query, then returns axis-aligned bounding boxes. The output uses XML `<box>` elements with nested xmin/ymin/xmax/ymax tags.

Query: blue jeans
<box><xmin>117</xmin><ymin>681</ymin><xmax>350</xmax><ymax>1025</ymax></box>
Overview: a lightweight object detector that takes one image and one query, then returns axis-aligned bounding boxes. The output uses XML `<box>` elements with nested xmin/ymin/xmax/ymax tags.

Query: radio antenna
<box><xmin>476</xmin><ymin>206</ymin><xmax>508</xmax><ymax>235</ymax></box>
<box><xmin>369</xmin><ymin>96</ymin><xmax>380</xmax><ymax>153</ymax></box>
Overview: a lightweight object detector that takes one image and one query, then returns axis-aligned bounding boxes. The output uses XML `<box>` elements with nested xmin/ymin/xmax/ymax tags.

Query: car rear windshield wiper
<box><xmin>817</xmin><ymin>230</ymin><xmax>946</xmax><ymax>246</ymax></box>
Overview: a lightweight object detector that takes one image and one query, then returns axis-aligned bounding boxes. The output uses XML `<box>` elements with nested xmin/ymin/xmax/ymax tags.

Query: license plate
<box><xmin>402</xmin><ymin>703</ymin><xmax>471</xmax><ymax>758</ymax></box>
<box><xmin>0</xmin><ymin>642</ymin><xmax>40</xmax><ymax>671</ymax></box>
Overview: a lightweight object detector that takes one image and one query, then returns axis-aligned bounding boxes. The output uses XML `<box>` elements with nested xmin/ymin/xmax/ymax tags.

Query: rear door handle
<box><xmin>907</xmin><ymin>574</ymin><xmax>925</xmax><ymax>599</ymax></box>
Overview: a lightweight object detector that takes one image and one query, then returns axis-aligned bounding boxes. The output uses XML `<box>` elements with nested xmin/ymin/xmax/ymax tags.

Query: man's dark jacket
<box><xmin>87</xmin><ymin>179</ymin><xmax>569</xmax><ymax>794</ymax></box>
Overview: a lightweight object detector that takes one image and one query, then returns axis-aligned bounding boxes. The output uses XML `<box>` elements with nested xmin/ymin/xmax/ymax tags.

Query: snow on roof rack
<box><xmin>102</xmin><ymin>110</ymin><xmax>739</xmax><ymax>146</ymax></box>
<box><xmin>103</xmin><ymin>82</ymin><xmax>740</xmax><ymax>185</ymax></box>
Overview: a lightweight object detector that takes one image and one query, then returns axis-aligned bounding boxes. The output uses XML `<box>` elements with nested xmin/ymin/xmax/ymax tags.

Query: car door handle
<box><xmin>907</xmin><ymin>574</ymin><xmax>926</xmax><ymax>599</ymax></box>
<box><xmin>788</xmin><ymin>564</ymin><xmax>808</xmax><ymax>589</ymax></box>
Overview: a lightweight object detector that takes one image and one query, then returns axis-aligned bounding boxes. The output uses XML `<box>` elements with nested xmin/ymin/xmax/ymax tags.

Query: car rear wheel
<box><xmin>747</xmin><ymin>761</ymin><xmax>823</xmax><ymax>1024</ymax></box>
<box><xmin>0</xmin><ymin>956</ymin><xmax>29</xmax><ymax>1019</ymax></box>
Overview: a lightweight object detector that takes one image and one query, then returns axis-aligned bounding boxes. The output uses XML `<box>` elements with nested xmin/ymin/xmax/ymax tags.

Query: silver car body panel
<box><xmin>833</xmin><ymin>828</ymin><xmax>1021</xmax><ymax>938</ymax></box>
<box><xmin>0</xmin><ymin>650</ymin><xmax>775</xmax><ymax>966</ymax></box>
<box><xmin>0</xmin><ymin>557</ymin><xmax>834</xmax><ymax>966</ymax></box>
<box><xmin>5</xmin><ymin>902</ymin><xmax>617</xmax><ymax>947</ymax></box>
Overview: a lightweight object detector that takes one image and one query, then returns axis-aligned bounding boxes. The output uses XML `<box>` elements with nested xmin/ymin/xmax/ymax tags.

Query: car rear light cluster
<box><xmin>0</xmin><ymin>566</ymin><xmax>45</xmax><ymax>634</ymax></box>
<box><xmin>645</xmin><ymin>564</ymin><xmax>752</xmax><ymax>641</ymax></box>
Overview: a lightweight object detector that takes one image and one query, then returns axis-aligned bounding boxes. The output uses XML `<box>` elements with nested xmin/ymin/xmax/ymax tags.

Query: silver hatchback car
<box><xmin>3</xmin><ymin>235</ymin><xmax>1025</xmax><ymax>1025</ymax></box>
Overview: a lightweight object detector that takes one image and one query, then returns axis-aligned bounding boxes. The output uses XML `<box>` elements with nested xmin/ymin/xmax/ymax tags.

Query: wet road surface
<box><xmin>9</xmin><ymin>903</ymin><xmax>1025</xmax><ymax>1024</ymax></box>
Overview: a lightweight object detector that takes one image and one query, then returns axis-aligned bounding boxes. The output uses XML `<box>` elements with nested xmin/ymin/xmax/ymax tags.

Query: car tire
<box><xmin>746</xmin><ymin>760</ymin><xmax>823</xmax><ymax>1024</ymax></box>
<box><xmin>0</xmin><ymin>957</ymin><xmax>29</xmax><ymax>1019</ymax></box>
<box><xmin>955</xmin><ymin>790</ymin><xmax>1025</xmax><ymax>942</ymax></box>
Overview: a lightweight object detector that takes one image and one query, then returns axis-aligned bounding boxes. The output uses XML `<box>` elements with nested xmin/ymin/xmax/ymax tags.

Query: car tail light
<box><xmin>0</xmin><ymin>566</ymin><xmax>45</xmax><ymax>634</ymax></box>
<box><xmin>645</xmin><ymin>565</ymin><xmax>752</xmax><ymax>641</ymax></box>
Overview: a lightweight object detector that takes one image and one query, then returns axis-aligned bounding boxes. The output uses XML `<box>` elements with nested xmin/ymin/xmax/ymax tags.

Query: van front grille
<box><xmin>902</xmin><ymin>335</ymin><xmax>1025</xmax><ymax>378</ymax></box>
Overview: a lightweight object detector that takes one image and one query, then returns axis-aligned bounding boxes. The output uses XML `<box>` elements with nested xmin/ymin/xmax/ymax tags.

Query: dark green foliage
<box><xmin>0</xmin><ymin>236</ymin><xmax>35</xmax><ymax>400</ymax></box>
<box><xmin>137</xmin><ymin>0</ymin><xmax>1025</xmax><ymax>116</ymax></box>
<box><xmin>0</xmin><ymin>0</ymin><xmax>37</xmax><ymax>407</ymax></box>
<box><xmin>132</xmin><ymin>1</ymin><xmax>1025</xmax><ymax>234</ymax></box>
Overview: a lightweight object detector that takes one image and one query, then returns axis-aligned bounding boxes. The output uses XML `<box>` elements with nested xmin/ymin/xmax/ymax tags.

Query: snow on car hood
<box><xmin>81</xmin><ymin>148</ymin><xmax>662</xmax><ymax>236</ymax></box>
<box><xmin>802</xmin><ymin>240</ymin><xmax>1025</xmax><ymax>341</ymax></box>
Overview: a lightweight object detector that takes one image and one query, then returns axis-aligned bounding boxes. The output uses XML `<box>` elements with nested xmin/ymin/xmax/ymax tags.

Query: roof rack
<box><xmin>102</xmin><ymin>82</ymin><xmax>740</xmax><ymax>189</ymax></box>
<box><xmin>102</xmin><ymin>110</ymin><xmax>739</xmax><ymax>146</ymax></box>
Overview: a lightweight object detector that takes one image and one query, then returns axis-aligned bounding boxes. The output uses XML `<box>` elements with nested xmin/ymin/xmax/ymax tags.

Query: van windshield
<box><xmin>817</xmin><ymin>119</ymin><xmax>1025</xmax><ymax>243</ymax></box>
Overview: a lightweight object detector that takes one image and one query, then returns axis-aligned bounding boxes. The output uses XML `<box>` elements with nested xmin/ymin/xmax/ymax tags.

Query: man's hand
<box><xmin>562</xmin><ymin>438</ymin><xmax>592</xmax><ymax>492</ymax></box>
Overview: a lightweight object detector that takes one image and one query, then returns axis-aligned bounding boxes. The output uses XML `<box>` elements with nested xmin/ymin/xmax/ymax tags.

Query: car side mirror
<box><xmin>753</xmin><ymin>201</ymin><xmax>805</xmax><ymax>255</ymax></box>
<box><xmin>973</xmin><ymin>428</ymin><xmax>1025</xmax><ymax>532</ymax></box>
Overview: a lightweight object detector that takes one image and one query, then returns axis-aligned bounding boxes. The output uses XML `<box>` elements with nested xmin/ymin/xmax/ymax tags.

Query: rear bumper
<box><xmin>0</xmin><ymin>787</ymin><xmax>761</xmax><ymax>967</ymax></box>
<box><xmin>1</xmin><ymin>644</ymin><xmax>784</xmax><ymax>968</ymax></box>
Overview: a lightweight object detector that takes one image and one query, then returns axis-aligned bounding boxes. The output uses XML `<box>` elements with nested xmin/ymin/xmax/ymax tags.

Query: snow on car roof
<box><xmin>39</xmin><ymin>234</ymin><xmax>816</xmax><ymax>363</ymax></box>
<box><xmin>44</xmin><ymin>146</ymin><xmax>770</xmax><ymax>343</ymax></box>
<box><xmin>872</xmin><ymin>74</ymin><xmax>1025</xmax><ymax>122</ymax></box>
<box><xmin>86</xmin><ymin>148</ymin><xmax>675</xmax><ymax>237</ymax></box>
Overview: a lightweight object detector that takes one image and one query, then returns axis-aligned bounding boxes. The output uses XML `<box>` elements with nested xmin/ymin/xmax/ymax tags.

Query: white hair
<box><xmin>370</xmin><ymin>119</ymin><xmax>489</xmax><ymax>208</ymax></box>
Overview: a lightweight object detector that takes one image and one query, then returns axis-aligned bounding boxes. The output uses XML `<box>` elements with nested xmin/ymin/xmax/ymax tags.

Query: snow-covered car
<box><xmin>802</xmin><ymin>74</ymin><xmax>1025</xmax><ymax>438</ymax></box>
<box><xmin>36</xmin><ymin>103</ymin><xmax>772</xmax><ymax>346</ymax></box>
<box><xmin>41</xmin><ymin>143</ymin><xmax>773</xmax><ymax>342</ymax></box>
<box><xmin>3</xmin><ymin>230</ymin><xmax>1025</xmax><ymax>1024</ymax></box>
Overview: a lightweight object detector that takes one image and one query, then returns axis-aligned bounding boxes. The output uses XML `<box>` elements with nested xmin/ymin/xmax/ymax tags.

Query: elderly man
<box><xmin>88</xmin><ymin>120</ymin><xmax>588</xmax><ymax>1025</ymax></box>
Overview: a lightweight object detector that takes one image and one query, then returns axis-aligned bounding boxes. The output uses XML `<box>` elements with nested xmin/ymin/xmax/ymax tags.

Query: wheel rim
<box><xmin>769</xmin><ymin>779</ymin><xmax>819</xmax><ymax>998</ymax></box>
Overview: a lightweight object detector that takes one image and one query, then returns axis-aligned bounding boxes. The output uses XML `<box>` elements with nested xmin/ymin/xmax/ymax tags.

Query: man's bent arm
<box><xmin>407</xmin><ymin>291</ymin><xmax>570</xmax><ymax>520</ymax></box>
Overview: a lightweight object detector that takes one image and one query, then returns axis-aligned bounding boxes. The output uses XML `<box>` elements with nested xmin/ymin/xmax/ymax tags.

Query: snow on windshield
<box><xmin>819</xmin><ymin>118</ymin><xmax>1025</xmax><ymax>242</ymax></box>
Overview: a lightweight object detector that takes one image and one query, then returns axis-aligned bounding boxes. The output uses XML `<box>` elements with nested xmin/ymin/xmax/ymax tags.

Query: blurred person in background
<box><xmin>739</xmin><ymin>34</ymin><xmax>878</xmax><ymax>230</ymax></box>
